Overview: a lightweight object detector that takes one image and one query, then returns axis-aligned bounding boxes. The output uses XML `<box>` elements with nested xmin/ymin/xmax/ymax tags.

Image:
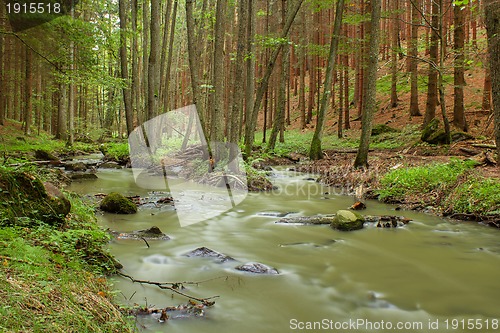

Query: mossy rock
<box><xmin>0</xmin><ymin>169</ymin><xmax>70</xmax><ymax>226</ymax></box>
<box><xmin>421</xmin><ymin>118</ymin><xmax>440</xmax><ymax>142</ymax></box>
<box><xmin>34</xmin><ymin>149</ymin><xmax>59</xmax><ymax>161</ymax></box>
<box><xmin>371</xmin><ymin>124</ymin><xmax>400</xmax><ymax>136</ymax></box>
<box><xmin>330</xmin><ymin>210</ymin><xmax>365</xmax><ymax>231</ymax></box>
<box><xmin>100</xmin><ymin>192</ymin><xmax>137</xmax><ymax>214</ymax></box>
<box><xmin>426</xmin><ymin>129</ymin><xmax>450</xmax><ymax>145</ymax></box>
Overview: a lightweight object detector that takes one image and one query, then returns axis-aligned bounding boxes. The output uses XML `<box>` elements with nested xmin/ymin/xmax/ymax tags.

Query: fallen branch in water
<box><xmin>117</xmin><ymin>272</ymin><xmax>223</xmax><ymax>305</ymax></box>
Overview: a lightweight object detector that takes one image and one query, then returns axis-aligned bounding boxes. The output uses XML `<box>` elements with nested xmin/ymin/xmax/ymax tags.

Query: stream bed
<box><xmin>69</xmin><ymin>167</ymin><xmax>500</xmax><ymax>333</ymax></box>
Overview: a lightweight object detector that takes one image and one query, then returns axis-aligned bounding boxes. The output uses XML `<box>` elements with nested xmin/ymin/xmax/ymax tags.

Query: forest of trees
<box><xmin>0</xmin><ymin>0</ymin><xmax>498</xmax><ymax>166</ymax></box>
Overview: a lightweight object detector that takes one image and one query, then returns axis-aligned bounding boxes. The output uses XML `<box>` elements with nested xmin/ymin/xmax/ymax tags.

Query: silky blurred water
<box><xmin>69</xmin><ymin>168</ymin><xmax>500</xmax><ymax>333</ymax></box>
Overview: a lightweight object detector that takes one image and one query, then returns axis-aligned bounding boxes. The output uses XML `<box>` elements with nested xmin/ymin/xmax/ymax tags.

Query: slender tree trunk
<box><xmin>409</xmin><ymin>0</ymin><xmax>421</xmax><ymax>117</ymax></box>
<box><xmin>142</xmin><ymin>0</ymin><xmax>150</xmax><ymax>122</ymax></box>
<box><xmin>483</xmin><ymin>66</ymin><xmax>492</xmax><ymax>110</ymax></box>
<box><xmin>57</xmin><ymin>83</ymin><xmax>67</xmax><ymax>140</ymax></box>
<box><xmin>244</xmin><ymin>0</ymin><xmax>256</xmax><ymax>137</ymax></box>
<box><xmin>343</xmin><ymin>54</ymin><xmax>350</xmax><ymax>129</ymax></box>
<box><xmin>244</xmin><ymin>0</ymin><xmax>304</xmax><ymax>157</ymax></box>
<box><xmin>230</xmin><ymin>0</ymin><xmax>248</xmax><ymax>145</ymax></box>
<box><xmin>119</xmin><ymin>0</ymin><xmax>134</xmax><ymax>135</ymax></box>
<box><xmin>424</xmin><ymin>0</ymin><xmax>439</xmax><ymax>127</ymax></box>
<box><xmin>0</xmin><ymin>13</ymin><xmax>5</xmax><ymax>126</ymax></box>
<box><xmin>159</xmin><ymin>0</ymin><xmax>173</xmax><ymax>109</ymax></box>
<box><xmin>211</xmin><ymin>0</ymin><xmax>226</xmax><ymax>151</ymax></box>
<box><xmin>309</xmin><ymin>0</ymin><xmax>345</xmax><ymax>160</ymax></box>
<box><xmin>390</xmin><ymin>0</ymin><xmax>399</xmax><ymax>108</ymax></box>
<box><xmin>163</xmin><ymin>0</ymin><xmax>178</xmax><ymax>112</ymax></box>
<box><xmin>484</xmin><ymin>0</ymin><xmax>500</xmax><ymax>165</ymax></box>
<box><xmin>147</xmin><ymin>0</ymin><xmax>161</xmax><ymax>121</ymax></box>
<box><xmin>186</xmin><ymin>0</ymin><xmax>206</xmax><ymax>129</ymax></box>
<box><xmin>437</xmin><ymin>0</ymin><xmax>451</xmax><ymax>144</ymax></box>
<box><xmin>354</xmin><ymin>0</ymin><xmax>381</xmax><ymax>168</ymax></box>
<box><xmin>453</xmin><ymin>2</ymin><xmax>467</xmax><ymax>131</ymax></box>
<box><xmin>24</xmin><ymin>46</ymin><xmax>32</xmax><ymax>135</ymax></box>
<box><xmin>131</xmin><ymin>0</ymin><xmax>139</xmax><ymax>125</ymax></box>
<box><xmin>268</xmin><ymin>0</ymin><xmax>290</xmax><ymax>151</ymax></box>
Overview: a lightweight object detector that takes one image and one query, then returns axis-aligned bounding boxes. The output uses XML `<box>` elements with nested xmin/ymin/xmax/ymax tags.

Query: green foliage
<box><xmin>444</xmin><ymin>177</ymin><xmax>500</xmax><ymax>215</ymax></box>
<box><xmin>377</xmin><ymin>159</ymin><xmax>477</xmax><ymax>201</ymax></box>
<box><xmin>102</xmin><ymin>142</ymin><xmax>129</xmax><ymax>162</ymax></box>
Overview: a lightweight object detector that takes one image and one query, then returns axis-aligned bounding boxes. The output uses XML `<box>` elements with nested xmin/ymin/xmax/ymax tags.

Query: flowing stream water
<box><xmin>69</xmin><ymin>167</ymin><xmax>500</xmax><ymax>333</ymax></box>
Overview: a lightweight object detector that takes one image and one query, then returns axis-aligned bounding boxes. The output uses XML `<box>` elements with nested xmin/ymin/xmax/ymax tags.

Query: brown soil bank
<box><xmin>291</xmin><ymin>148</ymin><xmax>499</xmax><ymax>227</ymax></box>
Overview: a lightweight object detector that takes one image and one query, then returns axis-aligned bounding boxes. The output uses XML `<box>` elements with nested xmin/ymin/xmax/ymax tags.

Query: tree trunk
<box><xmin>409</xmin><ymin>0</ymin><xmax>421</xmax><ymax>117</ymax></box>
<box><xmin>424</xmin><ymin>0</ymin><xmax>439</xmax><ymax>127</ymax></box>
<box><xmin>230</xmin><ymin>0</ymin><xmax>248</xmax><ymax>145</ymax></box>
<box><xmin>24</xmin><ymin>46</ymin><xmax>32</xmax><ymax>135</ymax></box>
<box><xmin>186</xmin><ymin>0</ymin><xmax>206</xmax><ymax>130</ymax></box>
<box><xmin>57</xmin><ymin>82</ymin><xmax>67</xmax><ymax>141</ymax></box>
<box><xmin>159</xmin><ymin>0</ymin><xmax>173</xmax><ymax>109</ymax></box>
<box><xmin>119</xmin><ymin>0</ymin><xmax>134</xmax><ymax>135</ymax></box>
<box><xmin>437</xmin><ymin>0</ymin><xmax>451</xmax><ymax>144</ymax></box>
<box><xmin>484</xmin><ymin>0</ymin><xmax>500</xmax><ymax>165</ymax></box>
<box><xmin>390</xmin><ymin>0</ymin><xmax>399</xmax><ymax>108</ymax></box>
<box><xmin>483</xmin><ymin>66</ymin><xmax>492</xmax><ymax>110</ymax></box>
<box><xmin>0</xmin><ymin>6</ymin><xmax>4</xmax><ymax>126</ymax></box>
<box><xmin>211</xmin><ymin>0</ymin><xmax>226</xmax><ymax>152</ymax></box>
<box><xmin>453</xmin><ymin>3</ymin><xmax>467</xmax><ymax>131</ymax></box>
<box><xmin>244</xmin><ymin>0</ymin><xmax>256</xmax><ymax>137</ymax></box>
<box><xmin>354</xmin><ymin>0</ymin><xmax>381</xmax><ymax>168</ymax></box>
<box><xmin>309</xmin><ymin>0</ymin><xmax>345</xmax><ymax>160</ymax></box>
<box><xmin>163</xmin><ymin>0</ymin><xmax>178</xmax><ymax>113</ymax></box>
<box><xmin>244</xmin><ymin>0</ymin><xmax>304</xmax><ymax>158</ymax></box>
<box><xmin>147</xmin><ymin>0</ymin><xmax>161</xmax><ymax>121</ymax></box>
<box><xmin>268</xmin><ymin>0</ymin><xmax>290</xmax><ymax>151</ymax></box>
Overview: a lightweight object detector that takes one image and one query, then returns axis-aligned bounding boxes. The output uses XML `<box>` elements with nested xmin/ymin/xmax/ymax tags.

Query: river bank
<box><xmin>0</xmin><ymin>164</ymin><xmax>135</xmax><ymax>333</ymax></box>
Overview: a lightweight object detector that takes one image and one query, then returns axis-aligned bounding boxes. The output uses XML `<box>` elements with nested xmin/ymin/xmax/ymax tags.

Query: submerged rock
<box><xmin>100</xmin><ymin>192</ymin><xmax>137</xmax><ymax>214</ymax></box>
<box><xmin>110</xmin><ymin>226</ymin><xmax>170</xmax><ymax>240</ymax></box>
<box><xmin>99</xmin><ymin>161</ymin><xmax>122</xmax><ymax>169</ymax></box>
<box><xmin>257</xmin><ymin>211</ymin><xmax>295</xmax><ymax>218</ymax></box>
<box><xmin>65</xmin><ymin>162</ymin><xmax>87</xmax><ymax>172</ymax></box>
<box><xmin>70</xmin><ymin>172</ymin><xmax>98</xmax><ymax>180</ymax></box>
<box><xmin>276</xmin><ymin>215</ymin><xmax>335</xmax><ymax>225</ymax></box>
<box><xmin>330</xmin><ymin>210</ymin><xmax>365</xmax><ymax>231</ymax></box>
<box><xmin>235</xmin><ymin>262</ymin><xmax>279</xmax><ymax>275</ymax></box>
<box><xmin>183</xmin><ymin>247</ymin><xmax>235</xmax><ymax>263</ymax></box>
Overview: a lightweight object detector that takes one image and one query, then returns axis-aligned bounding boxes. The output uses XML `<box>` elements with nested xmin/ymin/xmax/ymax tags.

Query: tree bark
<box><xmin>119</xmin><ymin>0</ymin><xmax>134</xmax><ymax>135</ymax></box>
<box><xmin>484</xmin><ymin>0</ymin><xmax>500</xmax><ymax>165</ymax></box>
<box><xmin>424</xmin><ymin>0</ymin><xmax>439</xmax><ymax>127</ymax></box>
<box><xmin>211</xmin><ymin>0</ymin><xmax>227</xmax><ymax>151</ymax></box>
<box><xmin>24</xmin><ymin>46</ymin><xmax>32</xmax><ymax>135</ymax></box>
<box><xmin>244</xmin><ymin>0</ymin><xmax>256</xmax><ymax>137</ymax></box>
<box><xmin>409</xmin><ymin>0</ymin><xmax>421</xmax><ymax>116</ymax></box>
<box><xmin>390</xmin><ymin>0</ymin><xmax>399</xmax><ymax>108</ymax></box>
<box><xmin>186</xmin><ymin>0</ymin><xmax>206</xmax><ymax>130</ymax></box>
<box><xmin>354</xmin><ymin>0</ymin><xmax>381</xmax><ymax>168</ymax></box>
<box><xmin>147</xmin><ymin>0</ymin><xmax>161</xmax><ymax>121</ymax></box>
<box><xmin>309</xmin><ymin>0</ymin><xmax>345</xmax><ymax>160</ymax></box>
<box><xmin>453</xmin><ymin>3</ymin><xmax>467</xmax><ymax>131</ymax></box>
<box><xmin>244</xmin><ymin>0</ymin><xmax>304</xmax><ymax>158</ymax></box>
<box><xmin>230</xmin><ymin>0</ymin><xmax>248</xmax><ymax>145</ymax></box>
<box><xmin>268</xmin><ymin>0</ymin><xmax>291</xmax><ymax>151</ymax></box>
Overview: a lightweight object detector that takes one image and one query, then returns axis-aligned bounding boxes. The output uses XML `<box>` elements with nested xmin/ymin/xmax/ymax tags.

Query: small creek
<box><xmin>69</xmin><ymin>167</ymin><xmax>500</xmax><ymax>333</ymax></box>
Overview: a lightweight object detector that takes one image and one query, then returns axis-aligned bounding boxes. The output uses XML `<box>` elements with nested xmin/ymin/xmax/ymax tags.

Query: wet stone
<box><xmin>235</xmin><ymin>262</ymin><xmax>279</xmax><ymax>275</ymax></box>
<box><xmin>111</xmin><ymin>226</ymin><xmax>170</xmax><ymax>240</ymax></box>
<box><xmin>183</xmin><ymin>247</ymin><xmax>235</xmax><ymax>263</ymax></box>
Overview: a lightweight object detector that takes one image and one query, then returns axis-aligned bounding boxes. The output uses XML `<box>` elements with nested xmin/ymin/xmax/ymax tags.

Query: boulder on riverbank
<box><xmin>100</xmin><ymin>192</ymin><xmax>137</xmax><ymax>214</ymax></box>
<box><xmin>0</xmin><ymin>169</ymin><xmax>70</xmax><ymax>226</ymax></box>
<box><xmin>330</xmin><ymin>210</ymin><xmax>365</xmax><ymax>231</ymax></box>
